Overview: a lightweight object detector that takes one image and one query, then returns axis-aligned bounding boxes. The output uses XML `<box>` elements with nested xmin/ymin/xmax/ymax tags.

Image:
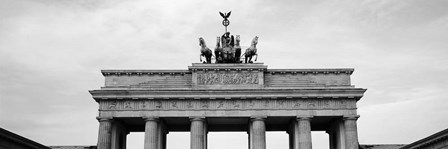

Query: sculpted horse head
<box><xmin>199</xmin><ymin>37</ymin><xmax>206</xmax><ymax>47</ymax></box>
<box><xmin>215</xmin><ymin>36</ymin><xmax>221</xmax><ymax>48</ymax></box>
<box><xmin>233</xmin><ymin>35</ymin><xmax>242</xmax><ymax>63</ymax></box>
<box><xmin>251</xmin><ymin>36</ymin><xmax>258</xmax><ymax>47</ymax></box>
<box><xmin>235</xmin><ymin>35</ymin><xmax>241</xmax><ymax>47</ymax></box>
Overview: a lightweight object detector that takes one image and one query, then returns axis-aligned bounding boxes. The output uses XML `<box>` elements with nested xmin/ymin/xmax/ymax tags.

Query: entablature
<box><xmin>89</xmin><ymin>88</ymin><xmax>366</xmax><ymax>102</ymax></box>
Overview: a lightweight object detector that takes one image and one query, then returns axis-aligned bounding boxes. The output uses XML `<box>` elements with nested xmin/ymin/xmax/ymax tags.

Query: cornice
<box><xmin>100</xmin><ymin>68</ymin><xmax>354</xmax><ymax>76</ymax></box>
<box><xmin>267</xmin><ymin>69</ymin><xmax>354</xmax><ymax>75</ymax></box>
<box><xmin>101</xmin><ymin>70</ymin><xmax>190</xmax><ymax>76</ymax></box>
<box><xmin>89</xmin><ymin>88</ymin><xmax>367</xmax><ymax>102</ymax></box>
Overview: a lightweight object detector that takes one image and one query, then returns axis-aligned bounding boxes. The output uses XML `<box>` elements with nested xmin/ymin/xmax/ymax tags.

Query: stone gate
<box><xmin>89</xmin><ymin>63</ymin><xmax>366</xmax><ymax>149</ymax></box>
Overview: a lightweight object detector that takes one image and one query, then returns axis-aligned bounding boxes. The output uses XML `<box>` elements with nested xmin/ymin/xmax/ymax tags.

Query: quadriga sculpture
<box><xmin>199</xmin><ymin>37</ymin><xmax>212</xmax><ymax>63</ymax></box>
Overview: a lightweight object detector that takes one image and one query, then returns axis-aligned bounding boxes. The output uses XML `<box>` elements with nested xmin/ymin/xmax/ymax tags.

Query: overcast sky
<box><xmin>1</xmin><ymin>0</ymin><xmax>448</xmax><ymax>149</ymax></box>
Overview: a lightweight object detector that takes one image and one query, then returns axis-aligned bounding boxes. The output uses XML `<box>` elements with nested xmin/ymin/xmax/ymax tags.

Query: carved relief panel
<box><xmin>197</xmin><ymin>72</ymin><xmax>259</xmax><ymax>85</ymax></box>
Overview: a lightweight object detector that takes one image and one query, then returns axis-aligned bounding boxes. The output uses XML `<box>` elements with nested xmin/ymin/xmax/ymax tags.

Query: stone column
<box><xmin>288</xmin><ymin>130</ymin><xmax>293</xmax><ymax>149</ymax></box>
<box><xmin>334</xmin><ymin>120</ymin><xmax>346</xmax><ymax>149</ymax></box>
<box><xmin>157</xmin><ymin>120</ymin><xmax>170</xmax><ymax>149</ymax></box>
<box><xmin>97</xmin><ymin>117</ymin><xmax>113</xmax><ymax>149</ymax></box>
<box><xmin>121</xmin><ymin>132</ymin><xmax>129</xmax><ymax>149</ymax></box>
<box><xmin>248</xmin><ymin>122</ymin><xmax>253</xmax><ymax>149</ymax></box>
<box><xmin>111</xmin><ymin>121</ymin><xmax>128</xmax><ymax>149</ymax></box>
<box><xmin>144</xmin><ymin>117</ymin><xmax>159</xmax><ymax>149</ymax></box>
<box><xmin>294</xmin><ymin>116</ymin><xmax>312</xmax><ymax>149</ymax></box>
<box><xmin>203</xmin><ymin>121</ymin><xmax>208</xmax><ymax>149</ymax></box>
<box><xmin>190</xmin><ymin>117</ymin><xmax>206</xmax><ymax>149</ymax></box>
<box><xmin>344</xmin><ymin>115</ymin><xmax>359</xmax><ymax>149</ymax></box>
<box><xmin>162</xmin><ymin>131</ymin><xmax>168</xmax><ymax>149</ymax></box>
<box><xmin>158</xmin><ymin>120</ymin><xmax>167</xmax><ymax>149</ymax></box>
<box><xmin>247</xmin><ymin>119</ymin><xmax>254</xmax><ymax>149</ymax></box>
<box><xmin>327</xmin><ymin>131</ymin><xmax>334</xmax><ymax>149</ymax></box>
<box><xmin>251</xmin><ymin>117</ymin><xmax>266</xmax><ymax>149</ymax></box>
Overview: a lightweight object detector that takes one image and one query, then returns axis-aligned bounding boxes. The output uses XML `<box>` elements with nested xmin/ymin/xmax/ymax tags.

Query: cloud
<box><xmin>1</xmin><ymin>0</ymin><xmax>448</xmax><ymax>148</ymax></box>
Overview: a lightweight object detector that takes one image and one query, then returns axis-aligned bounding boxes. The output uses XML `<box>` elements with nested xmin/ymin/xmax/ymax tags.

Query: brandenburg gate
<box><xmin>89</xmin><ymin>11</ymin><xmax>366</xmax><ymax>149</ymax></box>
<box><xmin>89</xmin><ymin>63</ymin><xmax>366</xmax><ymax>149</ymax></box>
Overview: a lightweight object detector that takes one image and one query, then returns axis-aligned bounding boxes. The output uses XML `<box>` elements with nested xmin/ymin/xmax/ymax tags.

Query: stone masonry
<box><xmin>89</xmin><ymin>63</ymin><xmax>367</xmax><ymax>149</ymax></box>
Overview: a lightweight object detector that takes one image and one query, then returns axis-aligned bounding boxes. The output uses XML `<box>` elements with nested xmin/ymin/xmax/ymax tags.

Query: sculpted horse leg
<box><xmin>246</xmin><ymin>55</ymin><xmax>253</xmax><ymax>63</ymax></box>
<box><xmin>200</xmin><ymin>54</ymin><xmax>202</xmax><ymax>62</ymax></box>
<box><xmin>207</xmin><ymin>52</ymin><xmax>212</xmax><ymax>63</ymax></box>
<box><xmin>235</xmin><ymin>48</ymin><xmax>241</xmax><ymax>63</ymax></box>
<box><xmin>254</xmin><ymin>54</ymin><xmax>258</xmax><ymax>61</ymax></box>
<box><xmin>214</xmin><ymin>51</ymin><xmax>220</xmax><ymax>63</ymax></box>
<box><xmin>244</xmin><ymin>49</ymin><xmax>249</xmax><ymax>63</ymax></box>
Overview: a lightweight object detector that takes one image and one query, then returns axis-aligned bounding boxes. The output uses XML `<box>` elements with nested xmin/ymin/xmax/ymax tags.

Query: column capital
<box><xmin>250</xmin><ymin>116</ymin><xmax>267</xmax><ymax>121</ymax></box>
<box><xmin>190</xmin><ymin>117</ymin><xmax>206</xmax><ymax>121</ymax></box>
<box><xmin>343</xmin><ymin>115</ymin><xmax>360</xmax><ymax>120</ymax></box>
<box><xmin>143</xmin><ymin>117</ymin><xmax>159</xmax><ymax>121</ymax></box>
<box><xmin>296</xmin><ymin>115</ymin><xmax>313</xmax><ymax>120</ymax></box>
<box><xmin>96</xmin><ymin>117</ymin><xmax>113</xmax><ymax>122</ymax></box>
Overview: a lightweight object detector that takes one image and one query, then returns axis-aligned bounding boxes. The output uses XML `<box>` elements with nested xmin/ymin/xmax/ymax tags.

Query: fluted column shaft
<box><xmin>190</xmin><ymin>117</ymin><xmax>206</xmax><ymax>149</ymax></box>
<box><xmin>203</xmin><ymin>122</ymin><xmax>208</xmax><ymax>149</ymax></box>
<box><xmin>144</xmin><ymin>117</ymin><xmax>159</xmax><ymax>149</ymax></box>
<box><xmin>332</xmin><ymin>120</ymin><xmax>345</xmax><ymax>149</ymax></box>
<box><xmin>158</xmin><ymin>120</ymin><xmax>168</xmax><ymax>149</ymax></box>
<box><xmin>344</xmin><ymin>116</ymin><xmax>359</xmax><ymax>149</ymax></box>
<box><xmin>97</xmin><ymin>117</ymin><xmax>113</xmax><ymax>149</ymax></box>
<box><xmin>248</xmin><ymin>122</ymin><xmax>253</xmax><ymax>149</ymax></box>
<box><xmin>288</xmin><ymin>131</ymin><xmax>293</xmax><ymax>149</ymax></box>
<box><xmin>294</xmin><ymin>116</ymin><xmax>312</xmax><ymax>149</ymax></box>
<box><xmin>251</xmin><ymin>117</ymin><xmax>266</xmax><ymax>149</ymax></box>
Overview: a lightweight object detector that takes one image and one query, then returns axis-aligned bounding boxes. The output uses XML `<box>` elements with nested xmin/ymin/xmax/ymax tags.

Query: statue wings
<box><xmin>219</xmin><ymin>11</ymin><xmax>231</xmax><ymax>19</ymax></box>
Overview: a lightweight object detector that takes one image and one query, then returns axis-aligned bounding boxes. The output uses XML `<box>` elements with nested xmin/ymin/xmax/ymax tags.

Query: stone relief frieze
<box><xmin>197</xmin><ymin>72</ymin><xmax>259</xmax><ymax>85</ymax></box>
<box><xmin>100</xmin><ymin>99</ymin><xmax>355</xmax><ymax>111</ymax></box>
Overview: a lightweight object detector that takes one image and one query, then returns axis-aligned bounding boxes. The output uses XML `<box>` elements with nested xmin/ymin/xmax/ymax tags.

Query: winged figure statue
<box><xmin>219</xmin><ymin>11</ymin><xmax>231</xmax><ymax>20</ymax></box>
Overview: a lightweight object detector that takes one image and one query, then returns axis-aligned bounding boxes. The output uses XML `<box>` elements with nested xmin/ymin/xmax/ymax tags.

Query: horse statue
<box><xmin>244</xmin><ymin>36</ymin><xmax>258</xmax><ymax>63</ymax></box>
<box><xmin>214</xmin><ymin>36</ymin><xmax>223</xmax><ymax>63</ymax></box>
<box><xmin>234</xmin><ymin>35</ymin><xmax>242</xmax><ymax>63</ymax></box>
<box><xmin>199</xmin><ymin>37</ymin><xmax>212</xmax><ymax>63</ymax></box>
